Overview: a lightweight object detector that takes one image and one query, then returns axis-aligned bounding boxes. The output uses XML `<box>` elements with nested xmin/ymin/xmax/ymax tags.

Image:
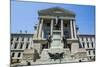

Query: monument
<box><xmin>21</xmin><ymin>7</ymin><xmax>87</xmax><ymax>65</ymax></box>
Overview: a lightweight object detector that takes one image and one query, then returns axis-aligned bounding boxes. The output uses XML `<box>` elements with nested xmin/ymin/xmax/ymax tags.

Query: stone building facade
<box><xmin>10</xmin><ymin>33</ymin><xmax>33</xmax><ymax>65</ymax></box>
<box><xmin>79</xmin><ymin>35</ymin><xmax>95</xmax><ymax>61</ymax></box>
<box><xmin>10</xmin><ymin>7</ymin><xmax>95</xmax><ymax>66</ymax></box>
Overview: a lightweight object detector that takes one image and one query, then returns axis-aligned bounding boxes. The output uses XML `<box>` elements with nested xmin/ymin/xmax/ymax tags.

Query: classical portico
<box><xmin>37</xmin><ymin>16</ymin><xmax>77</xmax><ymax>40</ymax></box>
<box><xmin>32</xmin><ymin>7</ymin><xmax>87</xmax><ymax>64</ymax></box>
<box><xmin>35</xmin><ymin>8</ymin><xmax>78</xmax><ymax>51</ymax></box>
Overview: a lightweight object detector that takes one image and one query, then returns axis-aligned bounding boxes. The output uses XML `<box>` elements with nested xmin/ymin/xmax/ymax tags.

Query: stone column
<box><xmin>36</xmin><ymin>24</ymin><xmax>39</xmax><ymax>38</ymax></box>
<box><xmin>61</xmin><ymin>19</ymin><xmax>64</xmax><ymax>38</ymax></box>
<box><xmin>70</xmin><ymin>20</ymin><xmax>74</xmax><ymax>39</ymax></box>
<box><xmin>51</xmin><ymin>19</ymin><xmax>53</xmax><ymax>36</ymax></box>
<box><xmin>73</xmin><ymin>20</ymin><xmax>77</xmax><ymax>38</ymax></box>
<box><xmin>42</xmin><ymin>31</ymin><xmax>44</xmax><ymax>39</ymax></box>
<box><xmin>38</xmin><ymin>19</ymin><xmax>43</xmax><ymax>39</ymax></box>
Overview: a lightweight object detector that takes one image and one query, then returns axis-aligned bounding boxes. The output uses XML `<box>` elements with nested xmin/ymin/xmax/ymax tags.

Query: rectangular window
<box><xmin>20</xmin><ymin>43</ymin><xmax>23</xmax><ymax>49</ymax></box>
<box><xmin>11</xmin><ymin>38</ymin><xmax>13</xmax><ymax>41</ymax></box>
<box><xmin>42</xmin><ymin>44</ymin><xmax>48</xmax><ymax>49</ymax></box>
<box><xmin>18</xmin><ymin>53</ymin><xmax>21</xmax><ymax>57</ymax></box>
<box><xmin>82</xmin><ymin>42</ymin><xmax>85</xmax><ymax>48</ymax></box>
<box><xmin>14</xmin><ymin>43</ymin><xmax>18</xmax><ymax>49</ymax></box>
<box><xmin>12</xmin><ymin>53</ymin><xmax>15</xmax><ymax>57</ymax></box>
<box><xmin>90</xmin><ymin>56</ymin><xmax>91</xmax><ymax>59</ymax></box>
<box><xmin>93</xmin><ymin>50</ymin><xmax>95</xmax><ymax>55</ymax></box>
<box><xmin>64</xmin><ymin>23</ymin><xmax>67</xmax><ymax>27</ymax></box>
<box><xmin>86</xmin><ymin>37</ymin><xmax>88</xmax><ymax>41</ymax></box>
<box><xmin>64</xmin><ymin>31</ymin><xmax>69</xmax><ymax>38</ymax></box>
<box><xmin>46</xmin><ymin>23</ymin><xmax>50</xmax><ymax>27</ymax></box>
<box><xmin>87</xmin><ymin>42</ymin><xmax>89</xmax><ymax>48</ymax></box>
<box><xmin>16</xmin><ymin>37</ymin><xmax>19</xmax><ymax>41</ymax></box>
<box><xmin>91</xmin><ymin>42</ymin><xmax>94</xmax><ymax>48</ymax></box>
<box><xmin>26</xmin><ymin>43</ymin><xmax>29</xmax><ymax>49</ymax></box>
<box><xmin>22</xmin><ymin>37</ymin><xmax>24</xmax><ymax>41</ymax></box>
<box><xmin>89</xmin><ymin>51</ymin><xmax>91</xmax><ymax>55</ymax></box>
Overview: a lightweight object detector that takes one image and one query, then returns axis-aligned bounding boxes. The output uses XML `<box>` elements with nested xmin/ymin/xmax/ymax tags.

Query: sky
<box><xmin>11</xmin><ymin>1</ymin><xmax>95</xmax><ymax>34</ymax></box>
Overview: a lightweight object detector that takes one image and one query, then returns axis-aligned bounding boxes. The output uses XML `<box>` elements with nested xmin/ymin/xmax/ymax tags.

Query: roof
<box><xmin>11</xmin><ymin>33</ymin><xmax>33</xmax><ymax>37</ymax></box>
<box><xmin>38</xmin><ymin>7</ymin><xmax>75</xmax><ymax>17</ymax></box>
<box><xmin>11</xmin><ymin>33</ymin><xmax>95</xmax><ymax>37</ymax></box>
<box><xmin>79</xmin><ymin>34</ymin><xmax>95</xmax><ymax>37</ymax></box>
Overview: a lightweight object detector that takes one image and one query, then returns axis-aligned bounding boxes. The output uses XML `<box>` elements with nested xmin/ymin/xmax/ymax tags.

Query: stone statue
<box><xmin>33</xmin><ymin>49</ymin><xmax>40</xmax><ymax>62</ymax></box>
<box><xmin>48</xmin><ymin>52</ymin><xmax>64</xmax><ymax>63</ymax></box>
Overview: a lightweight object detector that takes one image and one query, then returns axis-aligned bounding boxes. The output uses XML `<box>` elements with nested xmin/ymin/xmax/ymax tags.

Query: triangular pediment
<box><xmin>38</xmin><ymin>7</ymin><xmax>75</xmax><ymax>17</ymax></box>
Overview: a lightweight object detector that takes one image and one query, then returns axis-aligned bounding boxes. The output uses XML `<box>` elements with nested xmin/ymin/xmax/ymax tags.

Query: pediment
<box><xmin>38</xmin><ymin>7</ymin><xmax>75</xmax><ymax>17</ymax></box>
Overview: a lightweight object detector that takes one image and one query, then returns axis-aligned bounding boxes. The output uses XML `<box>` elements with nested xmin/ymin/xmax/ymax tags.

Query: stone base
<box><xmin>19</xmin><ymin>48</ymin><xmax>88</xmax><ymax>66</ymax></box>
<box><xmin>20</xmin><ymin>58</ymin><xmax>79</xmax><ymax>66</ymax></box>
<box><xmin>32</xmin><ymin>48</ymin><xmax>79</xmax><ymax>65</ymax></box>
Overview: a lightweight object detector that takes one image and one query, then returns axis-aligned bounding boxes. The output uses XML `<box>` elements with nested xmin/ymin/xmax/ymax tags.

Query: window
<box><xmin>26</xmin><ymin>43</ymin><xmax>29</xmax><ymax>49</ymax></box>
<box><xmin>18</xmin><ymin>53</ymin><xmax>21</xmax><ymax>57</ymax></box>
<box><xmin>17</xmin><ymin>59</ymin><xmax>20</xmax><ymax>63</ymax></box>
<box><xmin>42</xmin><ymin>44</ymin><xmax>48</xmax><ymax>49</ymax></box>
<box><xmin>44</xmin><ymin>31</ymin><xmax>50</xmax><ymax>39</ymax></box>
<box><xmin>64</xmin><ymin>31</ymin><xmax>69</xmax><ymax>38</ymax></box>
<box><xmin>14</xmin><ymin>43</ymin><xmax>18</xmax><ymax>49</ymax></box>
<box><xmin>12</xmin><ymin>53</ymin><xmax>15</xmax><ymax>57</ymax></box>
<box><xmin>88</xmin><ymin>51</ymin><xmax>91</xmax><ymax>55</ymax></box>
<box><xmin>58</xmin><ymin>19</ymin><xmax>61</xmax><ymax>24</ymax></box>
<box><xmin>22</xmin><ymin>37</ymin><xmax>24</xmax><ymax>41</ymax></box>
<box><xmin>16</xmin><ymin>37</ymin><xmax>19</xmax><ymax>41</ymax></box>
<box><xmin>64</xmin><ymin>23</ymin><xmax>67</xmax><ymax>27</ymax></box>
<box><xmin>47</xmin><ymin>23</ymin><xmax>50</xmax><ymax>26</ymax></box>
<box><xmin>93</xmin><ymin>50</ymin><xmax>95</xmax><ymax>55</ymax></box>
<box><xmin>91</xmin><ymin>42</ymin><xmax>94</xmax><ymax>48</ymax></box>
<box><xmin>11</xmin><ymin>38</ymin><xmax>13</xmax><ymax>41</ymax></box>
<box><xmin>86</xmin><ymin>37</ymin><xmax>88</xmax><ymax>41</ymax></box>
<box><xmin>20</xmin><ymin>43</ymin><xmax>23</xmax><ymax>49</ymax></box>
<box><xmin>87</xmin><ymin>42</ymin><xmax>89</xmax><ymax>48</ymax></box>
<box><xmin>90</xmin><ymin>56</ymin><xmax>91</xmax><ymax>59</ymax></box>
<box><xmin>27</xmin><ymin>37</ymin><xmax>30</xmax><ymax>41</ymax></box>
<box><xmin>82</xmin><ymin>42</ymin><xmax>85</xmax><ymax>48</ymax></box>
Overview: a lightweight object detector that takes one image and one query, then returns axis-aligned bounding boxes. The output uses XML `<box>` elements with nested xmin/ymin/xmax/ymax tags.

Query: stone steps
<box><xmin>32</xmin><ymin>48</ymin><xmax>77</xmax><ymax>65</ymax></box>
<box><xmin>31</xmin><ymin>58</ymin><xmax>79</xmax><ymax>65</ymax></box>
